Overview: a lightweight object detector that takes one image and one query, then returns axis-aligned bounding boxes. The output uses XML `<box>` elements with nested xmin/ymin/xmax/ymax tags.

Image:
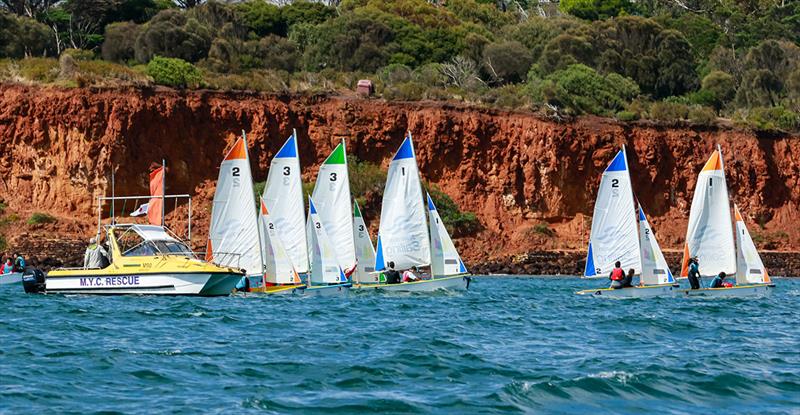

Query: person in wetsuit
<box><xmin>609</xmin><ymin>261</ymin><xmax>625</xmax><ymax>289</ymax></box>
<box><xmin>622</xmin><ymin>268</ymin><xmax>635</xmax><ymax>288</ymax></box>
<box><xmin>384</xmin><ymin>261</ymin><xmax>401</xmax><ymax>284</ymax></box>
<box><xmin>708</xmin><ymin>272</ymin><xmax>726</xmax><ymax>288</ymax></box>
<box><xmin>687</xmin><ymin>256</ymin><xmax>701</xmax><ymax>290</ymax></box>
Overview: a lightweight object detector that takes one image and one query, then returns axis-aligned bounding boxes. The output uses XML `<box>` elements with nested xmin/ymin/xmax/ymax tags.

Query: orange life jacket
<box><xmin>610</xmin><ymin>268</ymin><xmax>624</xmax><ymax>281</ymax></box>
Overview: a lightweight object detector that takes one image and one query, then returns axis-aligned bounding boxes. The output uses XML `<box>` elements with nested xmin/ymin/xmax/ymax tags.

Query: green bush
<box><xmin>529</xmin><ymin>64</ymin><xmax>639</xmax><ymax>116</ymax></box>
<box><xmin>746</xmin><ymin>106</ymin><xmax>800</xmax><ymax>132</ymax></box>
<box><xmin>348</xmin><ymin>156</ymin><xmax>387</xmax><ymax>204</ymax></box>
<box><xmin>146</xmin><ymin>56</ymin><xmax>202</xmax><ymax>88</ymax></box>
<box><xmin>28</xmin><ymin>212</ymin><xmax>56</xmax><ymax>225</ymax></box>
<box><xmin>482</xmin><ymin>40</ymin><xmax>533</xmax><ymax>84</ymax></box>
<box><xmin>0</xmin><ymin>234</ymin><xmax>6</xmax><ymax>252</ymax></box>
<box><xmin>650</xmin><ymin>101</ymin><xmax>689</xmax><ymax>122</ymax></box>
<box><xmin>559</xmin><ymin>0</ymin><xmax>637</xmax><ymax>20</ymax></box>
<box><xmin>533</xmin><ymin>223</ymin><xmax>555</xmax><ymax>237</ymax></box>
<box><xmin>102</xmin><ymin>22</ymin><xmax>141</xmax><ymax>63</ymax></box>
<box><xmin>0</xmin><ymin>58</ymin><xmax>60</xmax><ymax>83</ymax></box>
<box><xmin>483</xmin><ymin>83</ymin><xmax>528</xmax><ymax>109</ymax></box>
<box><xmin>688</xmin><ymin>105</ymin><xmax>717</xmax><ymax>125</ymax></box>
<box><xmin>616</xmin><ymin>110</ymin><xmax>638</xmax><ymax>121</ymax></box>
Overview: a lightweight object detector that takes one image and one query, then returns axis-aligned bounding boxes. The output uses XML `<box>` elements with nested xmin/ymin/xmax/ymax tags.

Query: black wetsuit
<box><xmin>384</xmin><ymin>269</ymin><xmax>401</xmax><ymax>284</ymax></box>
<box><xmin>688</xmin><ymin>262</ymin><xmax>701</xmax><ymax>289</ymax></box>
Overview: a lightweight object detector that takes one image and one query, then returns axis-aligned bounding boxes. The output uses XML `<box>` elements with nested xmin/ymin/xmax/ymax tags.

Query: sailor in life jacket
<box><xmin>609</xmin><ymin>261</ymin><xmax>626</xmax><ymax>289</ymax></box>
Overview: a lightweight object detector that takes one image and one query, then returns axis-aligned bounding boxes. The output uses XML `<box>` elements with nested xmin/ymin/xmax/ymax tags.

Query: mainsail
<box><xmin>375</xmin><ymin>133</ymin><xmax>431</xmax><ymax>271</ymax></box>
<box><xmin>259</xmin><ymin>198</ymin><xmax>300</xmax><ymax>285</ymax></box>
<box><xmin>428</xmin><ymin>193</ymin><xmax>467</xmax><ymax>277</ymax></box>
<box><xmin>309</xmin><ymin>142</ymin><xmax>355</xmax><ymax>270</ymax></box>
<box><xmin>207</xmin><ymin>135</ymin><xmax>262</xmax><ymax>276</ymax></box>
<box><xmin>638</xmin><ymin>205</ymin><xmax>674</xmax><ymax>285</ymax></box>
<box><xmin>308</xmin><ymin>197</ymin><xmax>347</xmax><ymax>284</ymax></box>
<box><xmin>262</xmin><ymin>131</ymin><xmax>309</xmax><ymax>273</ymax></box>
<box><xmin>352</xmin><ymin>199</ymin><xmax>377</xmax><ymax>283</ymax></box>
<box><xmin>584</xmin><ymin>147</ymin><xmax>641</xmax><ymax>278</ymax></box>
<box><xmin>680</xmin><ymin>148</ymin><xmax>736</xmax><ymax>278</ymax></box>
<box><xmin>734</xmin><ymin>204</ymin><xmax>770</xmax><ymax>285</ymax></box>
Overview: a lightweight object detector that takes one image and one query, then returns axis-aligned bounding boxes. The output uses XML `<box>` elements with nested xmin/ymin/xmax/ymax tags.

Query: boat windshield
<box><xmin>113</xmin><ymin>228</ymin><xmax>193</xmax><ymax>258</ymax></box>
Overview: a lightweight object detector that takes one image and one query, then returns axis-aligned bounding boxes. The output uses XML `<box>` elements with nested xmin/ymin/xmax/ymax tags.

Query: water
<box><xmin>2</xmin><ymin>277</ymin><xmax>799</xmax><ymax>414</ymax></box>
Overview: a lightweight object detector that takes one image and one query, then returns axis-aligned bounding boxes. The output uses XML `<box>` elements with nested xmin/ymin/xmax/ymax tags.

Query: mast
<box><xmin>161</xmin><ymin>159</ymin><xmax>166</xmax><ymax>227</ymax></box>
<box><xmin>111</xmin><ymin>169</ymin><xmax>115</xmax><ymax>225</ymax></box>
<box><xmin>245</xmin><ymin>130</ymin><xmax>267</xmax><ymax>281</ymax></box>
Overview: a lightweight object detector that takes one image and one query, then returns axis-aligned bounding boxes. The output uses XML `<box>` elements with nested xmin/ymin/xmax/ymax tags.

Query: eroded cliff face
<box><xmin>1</xmin><ymin>84</ymin><xmax>799</xmax><ymax>268</ymax></box>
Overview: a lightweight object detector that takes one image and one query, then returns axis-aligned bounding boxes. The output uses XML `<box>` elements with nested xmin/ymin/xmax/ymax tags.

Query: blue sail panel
<box><xmin>275</xmin><ymin>134</ymin><xmax>297</xmax><ymax>158</ymax></box>
<box><xmin>584</xmin><ymin>242</ymin><xmax>597</xmax><ymax>277</ymax></box>
<box><xmin>393</xmin><ymin>135</ymin><xmax>414</xmax><ymax>160</ymax></box>
<box><xmin>374</xmin><ymin>234</ymin><xmax>386</xmax><ymax>271</ymax></box>
<box><xmin>605</xmin><ymin>150</ymin><xmax>627</xmax><ymax>172</ymax></box>
<box><xmin>458</xmin><ymin>259</ymin><xmax>467</xmax><ymax>274</ymax></box>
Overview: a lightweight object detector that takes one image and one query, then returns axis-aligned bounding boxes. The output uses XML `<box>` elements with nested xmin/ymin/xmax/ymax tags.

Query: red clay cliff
<box><xmin>1</xmin><ymin>84</ymin><xmax>798</xmax><ymax>273</ymax></box>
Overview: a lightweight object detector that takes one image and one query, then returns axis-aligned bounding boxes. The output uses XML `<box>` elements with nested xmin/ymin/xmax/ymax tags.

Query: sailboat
<box><xmin>255</xmin><ymin>198</ymin><xmax>305</xmax><ymax>295</ymax></box>
<box><xmin>356</xmin><ymin>132</ymin><xmax>470</xmax><ymax>292</ymax></box>
<box><xmin>304</xmin><ymin>196</ymin><xmax>352</xmax><ymax>296</ymax></box>
<box><xmin>576</xmin><ymin>147</ymin><xmax>679</xmax><ymax>298</ymax></box>
<box><xmin>677</xmin><ymin>147</ymin><xmax>774</xmax><ymax>297</ymax></box>
<box><xmin>307</xmin><ymin>141</ymin><xmax>356</xmax><ymax>274</ymax></box>
<box><xmin>206</xmin><ymin>135</ymin><xmax>263</xmax><ymax>278</ymax></box>
<box><xmin>352</xmin><ymin>199</ymin><xmax>378</xmax><ymax>284</ymax></box>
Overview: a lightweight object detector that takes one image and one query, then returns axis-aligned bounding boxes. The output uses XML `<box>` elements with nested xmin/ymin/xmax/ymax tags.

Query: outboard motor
<box><xmin>22</xmin><ymin>268</ymin><xmax>46</xmax><ymax>294</ymax></box>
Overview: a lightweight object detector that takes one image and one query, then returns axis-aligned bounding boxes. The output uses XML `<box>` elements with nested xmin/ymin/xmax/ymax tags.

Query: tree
<box><xmin>0</xmin><ymin>11</ymin><xmax>53</xmax><ymax>57</ymax></box>
<box><xmin>236</xmin><ymin>0</ymin><xmax>286</xmax><ymax>37</ymax></box>
<box><xmin>134</xmin><ymin>8</ymin><xmax>214</xmax><ymax>63</ymax></box>
<box><xmin>0</xmin><ymin>0</ymin><xmax>57</xmax><ymax>18</ymax></box>
<box><xmin>700</xmin><ymin>71</ymin><xmax>735</xmax><ymax>110</ymax></box>
<box><xmin>482</xmin><ymin>40</ymin><xmax>533</xmax><ymax>84</ymax></box>
<box><xmin>101</xmin><ymin>21</ymin><xmax>139</xmax><ymax>62</ymax></box>
<box><xmin>559</xmin><ymin>0</ymin><xmax>636</xmax><ymax>21</ymax></box>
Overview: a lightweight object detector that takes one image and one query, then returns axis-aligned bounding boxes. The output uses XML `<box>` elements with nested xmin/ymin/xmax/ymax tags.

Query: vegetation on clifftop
<box><xmin>1</xmin><ymin>0</ymin><xmax>799</xmax><ymax>132</ymax></box>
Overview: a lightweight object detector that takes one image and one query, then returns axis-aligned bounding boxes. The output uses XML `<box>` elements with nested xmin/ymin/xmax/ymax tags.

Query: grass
<box><xmin>533</xmin><ymin>223</ymin><xmax>555</xmax><ymax>237</ymax></box>
<box><xmin>27</xmin><ymin>212</ymin><xmax>56</xmax><ymax>225</ymax></box>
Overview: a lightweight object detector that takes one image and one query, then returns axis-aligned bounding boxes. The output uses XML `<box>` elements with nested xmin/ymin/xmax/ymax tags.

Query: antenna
<box><xmin>111</xmin><ymin>169</ymin><xmax>116</xmax><ymax>225</ymax></box>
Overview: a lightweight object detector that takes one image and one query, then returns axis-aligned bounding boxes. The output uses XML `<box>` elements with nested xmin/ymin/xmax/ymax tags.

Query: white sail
<box><xmin>207</xmin><ymin>136</ymin><xmax>262</xmax><ymax>276</ymax></box>
<box><xmin>734</xmin><ymin>205</ymin><xmax>770</xmax><ymax>285</ymax></box>
<box><xmin>310</xmin><ymin>142</ymin><xmax>355</xmax><ymax>270</ymax></box>
<box><xmin>638</xmin><ymin>205</ymin><xmax>674</xmax><ymax>285</ymax></box>
<box><xmin>375</xmin><ymin>133</ymin><xmax>431</xmax><ymax>271</ymax></box>
<box><xmin>428</xmin><ymin>193</ymin><xmax>468</xmax><ymax>277</ymax></box>
<box><xmin>262</xmin><ymin>131</ymin><xmax>309</xmax><ymax>273</ymax></box>
<box><xmin>259</xmin><ymin>198</ymin><xmax>300</xmax><ymax>285</ymax></box>
<box><xmin>680</xmin><ymin>148</ymin><xmax>736</xmax><ymax>278</ymax></box>
<box><xmin>308</xmin><ymin>197</ymin><xmax>348</xmax><ymax>284</ymax></box>
<box><xmin>584</xmin><ymin>147</ymin><xmax>641</xmax><ymax>278</ymax></box>
<box><xmin>352</xmin><ymin>200</ymin><xmax>378</xmax><ymax>283</ymax></box>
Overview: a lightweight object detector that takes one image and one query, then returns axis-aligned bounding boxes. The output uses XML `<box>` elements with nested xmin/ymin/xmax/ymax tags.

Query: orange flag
<box><xmin>148</xmin><ymin>166</ymin><xmax>164</xmax><ymax>226</ymax></box>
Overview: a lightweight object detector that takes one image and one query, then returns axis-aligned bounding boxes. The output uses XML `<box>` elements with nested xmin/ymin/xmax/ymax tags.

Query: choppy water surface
<box><xmin>2</xmin><ymin>277</ymin><xmax>799</xmax><ymax>414</ymax></box>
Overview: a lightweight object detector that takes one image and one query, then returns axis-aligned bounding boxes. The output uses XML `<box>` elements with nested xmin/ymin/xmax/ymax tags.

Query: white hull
<box><xmin>302</xmin><ymin>283</ymin><xmax>351</xmax><ymax>297</ymax></box>
<box><xmin>677</xmin><ymin>284</ymin><xmax>774</xmax><ymax>298</ymax></box>
<box><xmin>44</xmin><ymin>272</ymin><xmax>241</xmax><ymax>296</ymax></box>
<box><xmin>576</xmin><ymin>284</ymin><xmax>679</xmax><ymax>298</ymax></box>
<box><xmin>0</xmin><ymin>272</ymin><xmax>23</xmax><ymax>285</ymax></box>
<box><xmin>354</xmin><ymin>275</ymin><xmax>470</xmax><ymax>292</ymax></box>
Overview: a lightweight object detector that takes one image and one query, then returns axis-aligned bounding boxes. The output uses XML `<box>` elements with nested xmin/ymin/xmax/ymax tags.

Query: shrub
<box><xmin>102</xmin><ymin>22</ymin><xmax>141</xmax><ymax>63</ymax></box>
<box><xmin>204</xmin><ymin>69</ymin><xmax>289</xmax><ymax>93</ymax></box>
<box><xmin>28</xmin><ymin>212</ymin><xmax>56</xmax><ymax>225</ymax></box>
<box><xmin>237</xmin><ymin>0</ymin><xmax>286</xmax><ymax>37</ymax></box>
<box><xmin>559</xmin><ymin>0</ymin><xmax>637</xmax><ymax>20</ymax></box>
<box><xmin>616</xmin><ymin>110</ymin><xmax>638</xmax><ymax>121</ymax></box>
<box><xmin>348</xmin><ymin>156</ymin><xmax>386</xmax><ymax>203</ymax></box>
<box><xmin>0</xmin><ymin>234</ymin><xmax>6</xmax><ymax>251</ymax></box>
<box><xmin>529</xmin><ymin>64</ymin><xmax>639</xmax><ymax>116</ymax></box>
<box><xmin>146</xmin><ymin>56</ymin><xmax>202</xmax><ymax>88</ymax></box>
<box><xmin>746</xmin><ymin>106</ymin><xmax>800</xmax><ymax>132</ymax></box>
<box><xmin>701</xmin><ymin>71</ymin><xmax>735</xmax><ymax>110</ymax></box>
<box><xmin>650</xmin><ymin>101</ymin><xmax>689</xmax><ymax>122</ymax></box>
<box><xmin>688</xmin><ymin>105</ymin><xmax>717</xmax><ymax>125</ymax></box>
<box><xmin>533</xmin><ymin>223</ymin><xmax>555</xmax><ymax>237</ymax></box>
<box><xmin>482</xmin><ymin>83</ymin><xmax>528</xmax><ymax>109</ymax></box>
<box><xmin>482</xmin><ymin>40</ymin><xmax>533</xmax><ymax>84</ymax></box>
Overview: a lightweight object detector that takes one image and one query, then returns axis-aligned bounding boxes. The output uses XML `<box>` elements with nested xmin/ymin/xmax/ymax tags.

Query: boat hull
<box><xmin>249</xmin><ymin>284</ymin><xmax>307</xmax><ymax>295</ymax></box>
<box><xmin>354</xmin><ymin>275</ymin><xmax>469</xmax><ymax>292</ymax></box>
<box><xmin>44</xmin><ymin>272</ymin><xmax>242</xmax><ymax>296</ymax></box>
<box><xmin>0</xmin><ymin>272</ymin><xmax>23</xmax><ymax>285</ymax></box>
<box><xmin>678</xmin><ymin>284</ymin><xmax>774</xmax><ymax>298</ymax></box>
<box><xmin>302</xmin><ymin>283</ymin><xmax>351</xmax><ymax>297</ymax></box>
<box><xmin>576</xmin><ymin>284</ymin><xmax>679</xmax><ymax>298</ymax></box>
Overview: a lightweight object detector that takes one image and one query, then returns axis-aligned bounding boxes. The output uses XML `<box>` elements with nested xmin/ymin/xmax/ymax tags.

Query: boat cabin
<box><xmin>106</xmin><ymin>224</ymin><xmax>194</xmax><ymax>261</ymax></box>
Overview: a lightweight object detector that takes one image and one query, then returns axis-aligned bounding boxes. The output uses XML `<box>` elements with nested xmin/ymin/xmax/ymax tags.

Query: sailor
<box><xmin>235</xmin><ymin>276</ymin><xmax>250</xmax><ymax>293</ymax></box>
<box><xmin>687</xmin><ymin>256</ymin><xmax>701</xmax><ymax>289</ymax></box>
<box><xmin>384</xmin><ymin>261</ymin><xmax>401</xmax><ymax>284</ymax></box>
<box><xmin>622</xmin><ymin>268</ymin><xmax>635</xmax><ymax>288</ymax></box>
<box><xmin>84</xmin><ymin>237</ymin><xmax>109</xmax><ymax>269</ymax></box>
<box><xmin>2</xmin><ymin>258</ymin><xmax>12</xmax><ymax>274</ymax></box>
<box><xmin>402</xmin><ymin>267</ymin><xmax>421</xmax><ymax>283</ymax></box>
<box><xmin>609</xmin><ymin>261</ymin><xmax>625</xmax><ymax>289</ymax></box>
<box><xmin>13</xmin><ymin>253</ymin><xmax>25</xmax><ymax>272</ymax></box>
<box><xmin>708</xmin><ymin>272</ymin><xmax>726</xmax><ymax>288</ymax></box>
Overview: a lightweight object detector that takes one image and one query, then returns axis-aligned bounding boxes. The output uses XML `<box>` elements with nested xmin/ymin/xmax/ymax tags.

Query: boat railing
<box><xmin>194</xmin><ymin>251</ymin><xmax>243</xmax><ymax>270</ymax></box>
<box><xmin>96</xmin><ymin>194</ymin><xmax>193</xmax><ymax>241</ymax></box>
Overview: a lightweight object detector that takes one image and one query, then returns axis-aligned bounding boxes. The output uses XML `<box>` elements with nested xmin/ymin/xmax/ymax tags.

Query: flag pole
<box><xmin>161</xmin><ymin>159</ymin><xmax>166</xmax><ymax>227</ymax></box>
